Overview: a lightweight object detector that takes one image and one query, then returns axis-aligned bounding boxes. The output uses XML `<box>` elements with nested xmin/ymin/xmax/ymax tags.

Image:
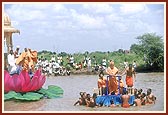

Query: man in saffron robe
<box><xmin>16</xmin><ymin>48</ymin><xmax>37</xmax><ymax>72</ymax></box>
<box><xmin>105</xmin><ymin>61</ymin><xmax>119</xmax><ymax>94</ymax></box>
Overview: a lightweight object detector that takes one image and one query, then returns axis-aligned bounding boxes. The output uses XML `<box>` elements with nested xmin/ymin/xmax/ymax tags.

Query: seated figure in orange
<box><xmin>98</xmin><ymin>72</ymin><xmax>107</xmax><ymax>95</ymax></box>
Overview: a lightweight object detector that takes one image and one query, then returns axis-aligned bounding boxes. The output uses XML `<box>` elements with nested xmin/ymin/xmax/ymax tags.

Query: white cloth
<box><xmin>7</xmin><ymin>54</ymin><xmax>17</xmax><ymax>73</ymax></box>
<box><xmin>51</xmin><ymin>57</ymin><xmax>55</xmax><ymax>61</ymax></box>
<box><xmin>102</xmin><ymin>59</ymin><xmax>107</xmax><ymax>66</ymax></box>
<box><xmin>133</xmin><ymin>62</ymin><xmax>137</xmax><ymax>68</ymax></box>
<box><xmin>70</xmin><ymin>57</ymin><xmax>74</xmax><ymax>63</ymax></box>
<box><xmin>88</xmin><ymin>59</ymin><xmax>91</xmax><ymax>66</ymax></box>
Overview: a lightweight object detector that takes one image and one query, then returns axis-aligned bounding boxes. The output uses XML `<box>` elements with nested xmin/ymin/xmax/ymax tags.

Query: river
<box><xmin>4</xmin><ymin>72</ymin><xmax>165</xmax><ymax>112</ymax></box>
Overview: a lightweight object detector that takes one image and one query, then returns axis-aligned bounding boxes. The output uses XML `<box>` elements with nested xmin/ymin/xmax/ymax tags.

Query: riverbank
<box><xmin>70</xmin><ymin>68</ymin><xmax>164</xmax><ymax>75</ymax></box>
<box><xmin>71</xmin><ymin>68</ymin><xmax>99</xmax><ymax>75</ymax></box>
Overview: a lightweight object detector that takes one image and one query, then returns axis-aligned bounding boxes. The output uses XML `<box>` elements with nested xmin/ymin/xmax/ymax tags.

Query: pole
<box><xmin>106</xmin><ymin>76</ymin><xmax>109</xmax><ymax>95</ymax></box>
<box><xmin>117</xmin><ymin>75</ymin><xmax>121</xmax><ymax>95</ymax></box>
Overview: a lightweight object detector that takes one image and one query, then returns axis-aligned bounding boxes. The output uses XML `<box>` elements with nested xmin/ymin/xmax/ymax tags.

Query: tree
<box><xmin>130</xmin><ymin>33</ymin><xmax>164</xmax><ymax>71</ymax></box>
<box><xmin>130</xmin><ymin>44</ymin><xmax>144</xmax><ymax>55</ymax></box>
<box><xmin>59</xmin><ymin>52</ymin><xmax>68</xmax><ymax>57</ymax></box>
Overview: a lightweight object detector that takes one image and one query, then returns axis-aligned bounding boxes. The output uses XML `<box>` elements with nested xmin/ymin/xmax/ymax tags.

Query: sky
<box><xmin>3</xmin><ymin>3</ymin><xmax>165</xmax><ymax>54</ymax></box>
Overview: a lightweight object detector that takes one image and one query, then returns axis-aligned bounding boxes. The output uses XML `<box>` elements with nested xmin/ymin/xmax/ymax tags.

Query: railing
<box><xmin>106</xmin><ymin>75</ymin><xmax>121</xmax><ymax>95</ymax></box>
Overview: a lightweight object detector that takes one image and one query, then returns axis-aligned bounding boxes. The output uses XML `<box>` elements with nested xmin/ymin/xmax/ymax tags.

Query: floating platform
<box><xmin>95</xmin><ymin>75</ymin><xmax>135</xmax><ymax>106</ymax></box>
<box><xmin>96</xmin><ymin>94</ymin><xmax>135</xmax><ymax>106</ymax></box>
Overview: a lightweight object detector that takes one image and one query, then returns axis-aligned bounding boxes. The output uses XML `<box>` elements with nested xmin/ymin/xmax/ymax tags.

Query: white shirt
<box><xmin>102</xmin><ymin>59</ymin><xmax>107</xmax><ymax>66</ymax></box>
<box><xmin>70</xmin><ymin>57</ymin><xmax>74</xmax><ymax>63</ymax></box>
<box><xmin>133</xmin><ymin>62</ymin><xmax>137</xmax><ymax>68</ymax></box>
<box><xmin>7</xmin><ymin>54</ymin><xmax>15</xmax><ymax>66</ymax></box>
<box><xmin>51</xmin><ymin>57</ymin><xmax>55</xmax><ymax>61</ymax></box>
<box><xmin>88</xmin><ymin>59</ymin><xmax>91</xmax><ymax>66</ymax></box>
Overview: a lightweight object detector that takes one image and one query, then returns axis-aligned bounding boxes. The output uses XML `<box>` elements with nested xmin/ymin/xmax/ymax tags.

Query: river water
<box><xmin>4</xmin><ymin>72</ymin><xmax>165</xmax><ymax>112</ymax></box>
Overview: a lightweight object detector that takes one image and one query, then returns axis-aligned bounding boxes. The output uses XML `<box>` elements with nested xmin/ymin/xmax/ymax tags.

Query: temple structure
<box><xmin>4</xmin><ymin>12</ymin><xmax>20</xmax><ymax>53</ymax></box>
<box><xmin>3</xmin><ymin>12</ymin><xmax>20</xmax><ymax>70</ymax></box>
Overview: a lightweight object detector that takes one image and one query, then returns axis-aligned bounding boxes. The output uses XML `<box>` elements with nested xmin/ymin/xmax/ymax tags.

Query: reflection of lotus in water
<box><xmin>4</xmin><ymin>69</ymin><xmax>46</xmax><ymax>93</ymax></box>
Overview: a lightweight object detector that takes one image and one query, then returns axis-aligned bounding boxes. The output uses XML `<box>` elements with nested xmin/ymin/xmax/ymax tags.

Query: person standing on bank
<box><xmin>133</xmin><ymin>60</ymin><xmax>137</xmax><ymax>72</ymax></box>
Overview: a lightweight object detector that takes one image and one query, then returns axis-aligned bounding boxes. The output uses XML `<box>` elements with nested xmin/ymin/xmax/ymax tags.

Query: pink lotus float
<box><xmin>4</xmin><ymin>69</ymin><xmax>46</xmax><ymax>93</ymax></box>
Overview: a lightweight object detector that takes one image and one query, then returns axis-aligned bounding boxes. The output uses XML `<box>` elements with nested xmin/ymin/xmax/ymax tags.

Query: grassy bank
<box><xmin>38</xmin><ymin>51</ymin><xmax>147</xmax><ymax>72</ymax></box>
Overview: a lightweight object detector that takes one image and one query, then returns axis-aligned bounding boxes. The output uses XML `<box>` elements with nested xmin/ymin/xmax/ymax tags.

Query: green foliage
<box><xmin>4</xmin><ymin>91</ymin><xmax>17</xmax><ymax>101</ymax></box>
<box><xmin>4</xmin><ymin>91</ymin><xmax>43</xmax><ymax>101</ymax></box>
<box><xmin>130</xmin><ymin>33</ymin><xmax>164</xmax><ymax>71</ymax></box>
<box><xmin>59</xmin><ymin>52</ymin><xmax>68</xmax><ymax>57</ymax></box>
<box><xmin>14</xmin><ymin>92</ymin><xmax>43</xmax><ymax>101</ymax></box>
<box><xmin>37</xmin><ymin>85</ymin><xmax>63</xmax><ymax>99</ymax></box>
<box><xmin>130</xmin><ymin>44</ymin><xmax>144</xmax><ymax>55</ymax></box>
<box><xmin>4</xmin><ymin>85</ymin><xmax>64</xmax><ymax>101</ymax></box>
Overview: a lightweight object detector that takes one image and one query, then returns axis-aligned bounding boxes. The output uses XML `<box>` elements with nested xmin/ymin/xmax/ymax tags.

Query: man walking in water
<box><xmin>122</xmin><ymin>64</ymin><xmax>136</xmax><ymax>95</ymax></box>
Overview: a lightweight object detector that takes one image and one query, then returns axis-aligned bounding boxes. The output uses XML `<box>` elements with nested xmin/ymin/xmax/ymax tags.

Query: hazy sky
<box><xmin>4</xmin><ymin>3</ymin><xmax>164</xmax><ymax>53</ymax></box>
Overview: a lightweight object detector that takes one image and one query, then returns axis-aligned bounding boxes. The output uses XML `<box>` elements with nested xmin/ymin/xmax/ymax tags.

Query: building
<box><xmin>3</xmin><ymin>12</ymin><xmax>20</xmax><ymax>70</ymax></box>
<box><xmin>4</xmin><ymin>12</ymin><xmax>20</xmax><ymax>53</ymax></box>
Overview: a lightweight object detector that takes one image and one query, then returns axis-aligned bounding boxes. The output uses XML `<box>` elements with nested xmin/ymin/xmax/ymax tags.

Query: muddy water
<box><xmin>4</xmin><ymin>72</ymin><xmax>165</xmax><ymax>112</ymax></box>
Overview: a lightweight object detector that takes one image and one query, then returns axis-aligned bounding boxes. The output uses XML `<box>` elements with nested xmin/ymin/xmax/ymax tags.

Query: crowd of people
<box><xmin>35</xmin><ymin>56</ymin><xmax>71</xmax><ymax>76</ymax></box>
<box><xmin>7</xmin><ymin>48</ymin><xmax>109</xmax><ymax>76</ymax></box>
<box><xmin>74</xmin><ymin>60</ymin><xmax>156</xmax><ymax>108</ymax></box>
<box><xmin>6</xmin><ymin>45</ymin><xmax>138</xmax><ymax>78</ymax></box>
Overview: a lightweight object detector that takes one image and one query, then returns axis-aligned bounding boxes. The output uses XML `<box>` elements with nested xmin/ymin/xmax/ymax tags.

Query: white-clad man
<box><xmin>7</xmin><ymin>50</ymin><xmax>17</xmax><ymax>74</ymax></box>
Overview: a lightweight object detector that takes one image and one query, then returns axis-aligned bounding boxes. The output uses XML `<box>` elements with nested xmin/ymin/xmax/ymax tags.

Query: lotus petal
<box><xmin>30</xmin><ymin>76</ymin><xmax>40</xmax><ymax>91</ymax></box>
<box><xmin>4</xmin><ymin>70</ymin><xmax>11</xmax><ymax>92</ymax></box>
<box><xmin>33</xmin><ymin>69</ymin><xmax>41</xmax><ymax>78</ymax></box>
<box><xmin>20</xmin><ymin>70</ymin><xmax>31</xmax><ymax>87</ymax></box>
<box><xmin>36</xmin><ymin>75</ymin><xmax>46</xmax><ymax>90</ymax></box>
<box><xmin>4</xmin><ymin>69</ymin><xmax>46</xmax><ymax>93</ymax></box>
<box><xmin>10</xmin><ymin>74</ymin><xmax>22</xmax><ymax>92</ymax></box>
